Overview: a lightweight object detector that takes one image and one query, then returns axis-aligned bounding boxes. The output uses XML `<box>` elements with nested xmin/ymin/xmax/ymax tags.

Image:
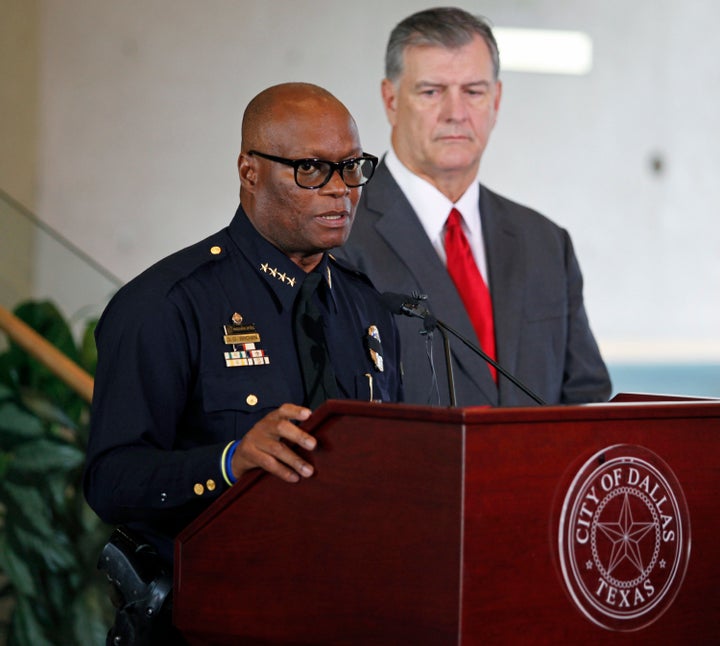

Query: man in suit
<box><xmin>337</xmin><ymin>7</ymin><xmax>611</xmax><ymax>407</ymax></box>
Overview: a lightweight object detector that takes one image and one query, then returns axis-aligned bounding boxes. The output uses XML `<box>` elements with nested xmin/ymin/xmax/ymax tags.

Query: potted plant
<box><xmin>0</xmin><ymin>300</ymin><xmax>113</xmax><ymax>646</ymax></box>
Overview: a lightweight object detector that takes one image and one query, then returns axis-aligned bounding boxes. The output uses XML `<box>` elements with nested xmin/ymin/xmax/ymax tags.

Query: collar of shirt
<box><xmin>228</xmin><ymin>205</ymin><xmax>337</xmax><ymax>312</ymax></box>
<box><xmin>384</xmin><ymin>148</ymin><xmax>489</xmax><ymax>282</ymax></box>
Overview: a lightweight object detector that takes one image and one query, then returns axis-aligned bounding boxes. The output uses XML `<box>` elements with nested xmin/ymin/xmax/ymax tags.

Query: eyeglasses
<box><xmin>248</xmin><ymin>150</ymin><xmax>378</xmax><ymax>189</ymax></box>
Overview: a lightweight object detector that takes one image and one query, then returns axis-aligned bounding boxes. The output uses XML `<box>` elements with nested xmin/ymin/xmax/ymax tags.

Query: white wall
<box><xmin>1</xmin><ymin>0</ymin><xmax>38</xmax><ymax>311</ymax></box>
<box><xmin>35</xmin><ymin>0</ymin><xmax>720</xmax><ymax>362</ymax></box>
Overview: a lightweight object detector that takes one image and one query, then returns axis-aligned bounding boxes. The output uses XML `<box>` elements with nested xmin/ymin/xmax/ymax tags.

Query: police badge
<box><xmin>365</xmin><ymin>325</ymin><xmax>384</xmax><ymax>372</ymax></box>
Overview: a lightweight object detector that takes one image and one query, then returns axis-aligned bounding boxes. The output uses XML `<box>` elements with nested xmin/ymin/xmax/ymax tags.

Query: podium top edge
<box><xmin>302</xmin><ymin>396</ymin><xmax>720</xmax><ymax>430</ymax></box>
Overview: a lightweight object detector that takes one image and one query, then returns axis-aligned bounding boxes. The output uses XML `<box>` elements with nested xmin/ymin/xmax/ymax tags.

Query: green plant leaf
<box><xmin>73</xmin><ymin>584</ymin><xmax>112</xmax><ymax>646</ymax></box>
<box><xmin>78</xmin><ymin>500</ymin><xmax>109</xmax><ymax>540</ymax></box>
<box><xmin>2</xmin><ymin>481</ymin><xmax>54</xmax><ymax>539</ymax></box>
<box><xmin>6</xmin><ymin>300</ymin><xmax>85</xmax><ymax>425</ymax></box>
<box><xmin>18</xmin><ymin>390</ymin><xmax>78</xmax><ymax>430</ymax></box>
<box><xmin>11</xmin><ymin>525</ymin><xmax>78</xmax><ymax>573</ymax></box>
<box><xmin>8</xmin><ymin>439</ymin><xmax>84</xmax><ymax>474</ymax></box>
<box><xmin>0</xmin><ymin>400</ymin><xmax>45</xmax><ymax>442</ymax></box>
<box><xmin>45</xmin><ymin>470</ymin><xmax>73</xmax><ymax>515</ymax></box>
<box><xmin>13</xmin><ymin>301</ymin><xmax>79</xmax><ymax>363</ymax></box>
<box><xmin>44</xmin><ymin>574</ymin><xmax>71</xmax><ymax>626</ymax></box>
<box><xmin>0</xmin><ymin>532</ymin><xmax>37</xmax><ymax>597</ymax></box>
<box><xmin>0</xmin><ymin>382</ymin><xmax>14</xmax><ymax>401</ymax></box>
<box><xmin>9</xmin><ymin>594</ymin><xmax>54</xmax><ymax>646</ymax></box>
<box><xmin>0</xmin><ymin>354</ymin><xmax>21</xmax><ymax>392</ymax></box>
<box><xmin>80</xmin><ymin>318</ymin><xmax>99</xmax><ymax>376</ymax></box>
<box><xmin>0</xmin><ymin>451</ymin><xmax>11</xmax><ymax>480</ymax></box>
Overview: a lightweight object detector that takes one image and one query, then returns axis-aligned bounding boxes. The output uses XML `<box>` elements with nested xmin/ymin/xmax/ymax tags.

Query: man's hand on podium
<box><xmin>232</xmin><ymin>403</ymin><xmax>317</xmax><ymax>483</ymax></box>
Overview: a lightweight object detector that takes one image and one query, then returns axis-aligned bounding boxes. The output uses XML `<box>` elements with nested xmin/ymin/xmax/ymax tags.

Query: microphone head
<box><xmin>410</xmin><ymin>290</ymin><xmax>428</xmax><ymax>302</ymax></box>
<box><xmin>380</xmin><ymin>292</ymin><xmax>429</xmax><ymax>320</ymax></box>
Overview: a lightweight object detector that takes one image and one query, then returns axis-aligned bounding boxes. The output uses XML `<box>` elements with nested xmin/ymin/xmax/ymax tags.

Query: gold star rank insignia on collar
<box><xmin>365</xmin><ymin>325</ymin><xmax>384</xmax><ymax>372</ymax></box>
<box><xmin>260</xmin><ymin>262</ymin><xmax>298</xmax><ymax>287</ymax></box>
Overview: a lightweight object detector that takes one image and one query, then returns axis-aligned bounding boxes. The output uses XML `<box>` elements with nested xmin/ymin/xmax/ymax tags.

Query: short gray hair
<box><xmin>385</xmin><ymin>7</ymin><xmax>500</xmax><ymax>82</ymax></box>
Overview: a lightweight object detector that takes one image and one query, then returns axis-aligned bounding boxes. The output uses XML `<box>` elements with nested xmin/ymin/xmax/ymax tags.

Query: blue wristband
<box><xmin>221</xmin><ymin>440</ymin><xmax>239</xmax><ymax>486</ymax></box>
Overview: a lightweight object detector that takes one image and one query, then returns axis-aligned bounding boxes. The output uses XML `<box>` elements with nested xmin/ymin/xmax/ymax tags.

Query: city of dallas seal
<box><xmin>557</xmin><ymin>444</ymin><xmax>690</xmax><ymax>631</ymax></box>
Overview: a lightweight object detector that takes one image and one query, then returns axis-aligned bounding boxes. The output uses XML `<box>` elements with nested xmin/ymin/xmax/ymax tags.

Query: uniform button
<box><xmin>160</xmin><ymin>492</ymin><xmax>168</xmax><ymax>502</ymax></box>
<box><xmin>246</xmin><ymin>394</ymin><xmax>258</xmax><ymax>406</ymax></box>
<box><xmin>206</xmin><ymin>479</ymin><xmax>216</xmax><ymax>491</ymax></box>
<box><xmin>193</xmin><ymin>483</ymin><xmax>204</xmax><ymax>496</ymax></box>
<box><xmin>210</xmin><ymin>245</ymin><xmax>222</xmax><ymax>255</ymax></box>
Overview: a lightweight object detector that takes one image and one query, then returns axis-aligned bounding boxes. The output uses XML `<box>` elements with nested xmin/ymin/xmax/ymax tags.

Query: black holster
<box><xmin>98</xmin><ymin>527</ymin><xmax>177</xmax><ymax>645</ymax></box>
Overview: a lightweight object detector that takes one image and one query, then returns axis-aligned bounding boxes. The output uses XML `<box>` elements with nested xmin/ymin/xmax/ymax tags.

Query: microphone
<box><xmin>382</xmin><ymin>292</ymin><xmax>546</xmax><ymax>406</ymax></box>
<box><xmin>380</xmin><ymin>292</ymin><xmax>435</xmax><ymax>331</ymax></box>
<box><xmin>382</xmin><ymin>292</ymin><xmax>455</xmax><ymax>403</ymax></box>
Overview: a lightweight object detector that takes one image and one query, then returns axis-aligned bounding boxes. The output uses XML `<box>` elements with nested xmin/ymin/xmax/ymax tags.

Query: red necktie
<box><xmin>444</xmin><ymin>208</ymin><xmax>497</xmax><ymax>382</ymax></box>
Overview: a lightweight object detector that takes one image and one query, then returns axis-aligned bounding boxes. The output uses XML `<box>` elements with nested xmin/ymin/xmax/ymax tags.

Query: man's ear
<box><xmin>381</xmin><ymin>78</ymin><xmax>398</xmax><ymax>127</ymax></box>
<box><xmin>492</xmin><ymin>79</ymin><xmax>503</xmax><ymax>127</ymax></box>
<box><xmin>238</xmin><ymin>153</ymin><xmax>257</xmax><ymax>192</ymax></box>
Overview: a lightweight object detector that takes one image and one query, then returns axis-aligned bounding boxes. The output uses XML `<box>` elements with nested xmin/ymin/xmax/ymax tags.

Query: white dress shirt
<box><xmin>384</xmin><ymin>148</ymin><xmax>490</xmax><ymax>285</ymax></box>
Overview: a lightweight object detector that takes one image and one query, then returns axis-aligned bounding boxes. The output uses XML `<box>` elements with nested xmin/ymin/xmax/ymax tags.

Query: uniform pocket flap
<box><xmin>202</xmin><ymin>368</ymin><xmax>291</xmax><ymax>413</ymax></box>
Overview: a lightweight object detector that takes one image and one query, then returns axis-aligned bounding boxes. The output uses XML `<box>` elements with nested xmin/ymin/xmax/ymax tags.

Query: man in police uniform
<box><xmin>84</xmin><ymin>82</ymin><xmax>402</xmax><ymax>643</ymax></box>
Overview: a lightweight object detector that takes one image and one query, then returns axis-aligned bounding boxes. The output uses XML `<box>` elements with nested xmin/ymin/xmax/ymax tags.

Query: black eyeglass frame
<box><xmin>247</xmin><ymin>150</ymin><xmax>378</xmax><ymax>189</ymax></box>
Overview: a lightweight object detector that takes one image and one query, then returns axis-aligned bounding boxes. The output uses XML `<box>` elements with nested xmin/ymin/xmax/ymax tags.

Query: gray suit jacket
<box><xmin>336</xmin><ymin>160</ymin><xmax>611</xmax><ymax>407</ymax></box>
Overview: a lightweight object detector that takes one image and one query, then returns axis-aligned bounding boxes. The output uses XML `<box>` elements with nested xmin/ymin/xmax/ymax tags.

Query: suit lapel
<box><xmin>481</xmin><ymin>187</ymin><xmax>525</xmax><ymax>398</ymax></box>
<box><xmin>367</xmin><ymin>165</ymin><xmax>498</xmax><ymax>404</ymax></box>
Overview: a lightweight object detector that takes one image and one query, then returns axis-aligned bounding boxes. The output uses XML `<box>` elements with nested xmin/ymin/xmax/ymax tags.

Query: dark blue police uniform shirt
<box><xmin>84</xmin><ymin>205</ymin><xmax>402</xmax><ymax>561</ymax></box>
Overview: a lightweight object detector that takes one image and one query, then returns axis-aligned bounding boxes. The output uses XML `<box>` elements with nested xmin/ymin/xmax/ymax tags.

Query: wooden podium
<box><xmin>174</xmin><ymin>397</ymin><xmax>720</xmax><ymax>644</ymax></box>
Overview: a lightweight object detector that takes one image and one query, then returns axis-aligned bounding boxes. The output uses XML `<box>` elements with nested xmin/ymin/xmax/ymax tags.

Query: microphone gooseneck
<box><xmin>382</xmin><ymin>291</ymin><xmax>546</xmax><ymax>406</ymax></box>
<box><xmin>380</xmin><ymin>292</ymin><xmax>452</xmax><ymax>404</ymax></box>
